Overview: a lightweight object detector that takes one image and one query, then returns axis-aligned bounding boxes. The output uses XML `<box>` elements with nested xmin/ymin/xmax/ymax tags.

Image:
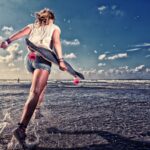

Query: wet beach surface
<box><xmin>0</xmin><ymin>80</ymin><xmax>150</xmax><ymax>150</ymax></box>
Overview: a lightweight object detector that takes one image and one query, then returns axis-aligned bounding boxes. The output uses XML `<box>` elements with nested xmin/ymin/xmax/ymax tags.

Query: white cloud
<box><xmin>96</xmin><ymin>65</ymin><xmax>150</xmax><ymax>79</ymax></box>
<box><xmin>63</xmin><ymin>19</ymin><xmax>71</xmax><ymax>24</ymax></box>
<box><xmin>107</xmin><ymin>53</ymin><xmax>127</xmax><ymax>60</ymax></box>
<box><xmin>64</xmin><ymin>53</ymin><xmax>76</xmax><ymax>59</ymax></box>
<box><xmin>105</xmin><ymin>51</ymin><xmax>110</xmax><ymax>54</ymax></box>
<box><xmin>62</xmin><ymin>39</ymin><xmax>80</xmax><ymax>46</ymax></box>
<box><xmin>134</xmin><ymin>43</ymin><xmax>150</xmax><ymax>47</ymax></box>
<box><xmin>111</xmin><ymin>5</ymin><xmax>124</xmax><ymax>17</ymax></box>
<box><xmin>113</xmin><ymin>10</ymin><xmax>124</xmax><ymax>17</ymax></box>
<box><xmin>98</xmin><ymin>5</ymin><xmax>107</xmax><ymax>14</ymax></box>
<box><xmin>126</xmin><ymin>48</ymin><xmax>140</xmax><ymax>52</ymax></box>
<box><xmin>134</xmin><ymin>65</ymin><xmax>145</xmax><ymax>72</ymax></box>
<box><xmin>98</xmin><ymin>5</ymin><xmax>124</xmax><ymax>17</ymax></box>
<box><xmin>113</xmin><ymin>65</ymin><xmax>145</xmax><ymax>74</ymax></box>
<box><xmin>94</xmin><ymin>50</ymin><xmax>98</xmax><ymax>54</ymax></box>
<box><xmin>83</xmin><ymin>65</ymin><xmax>150</xmax><ymax>79</ymax></box>
<box><xmin>98</xmin><ymin>63</ymin><xmax>106</xmax><ymax>67</ymax></box>
<box><xmin>2</xmin><ymin>26</ymin><xmax>14</xmax><ymax>32</ymax></box>
<box><xmin>0</xmin><ymin>43</ymin><xmax>23</xmax><ymax>63</ymax></box>
<box><xmin>98</xmin><ymin>53</ymin><xmax>127</xmax><ymax>61</ymax></box>
<box><xmin>98</xmin><ymin>70</ymin><xmax>104</xmax><ymax>74</ymax></box>
<box><xmin>1</xmin><ymin>26</ymin><xmax>14</xmax><ymax>35</ymax></box>
<box><xmin>82</xmin><ymin>69</ymin><xmax>96</xmax><ymax>76</ymax></box>
<box><xmin>145</xmin><ymin>55</ymin><xmax>150</xmax><ymax>58</ymax></box>
<box><xmin>98</xmin><ymin>54</ymin><xmax>107</xmax><ymax>60</ymax></box>
<box><xmin>118</xmin><ymin>66</ymin><xmax>129</xmax><ymax>70</ymax></box>
<box><xmin>146</xmin><ymin>68</ymin><xmax>150</xmax><ymax>73</ymax></box>
<box><xmin>67</xmin><ymin>20</ymin><xmax>71</xmax><ymax>24</ymax></box>
<box><xmin>111</xmin><ymin>5</ymin><xmax>117</xmax><ymax>10</ymax></box>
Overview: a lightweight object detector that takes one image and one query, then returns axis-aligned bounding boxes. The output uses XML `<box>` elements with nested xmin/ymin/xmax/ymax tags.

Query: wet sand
<box><xmin>0</xmin><ymin>80</ymin><xmax>150</xmax><ymax>150</ymax></box>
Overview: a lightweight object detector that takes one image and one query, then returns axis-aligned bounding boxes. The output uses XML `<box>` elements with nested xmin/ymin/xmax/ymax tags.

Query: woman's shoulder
<box><xmin>27</xmin><ymin>23</ymin><xmax>38</xmax><ymax>29</ymax></box>
<box><xmin>52</xmin><ymin>24</ymin><xmax>61</xmax><ymax>33</ymax></box>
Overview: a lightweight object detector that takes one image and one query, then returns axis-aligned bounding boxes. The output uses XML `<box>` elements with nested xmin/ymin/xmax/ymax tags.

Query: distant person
<box><xmin>17</xmin><ymin>78</ymin><xmax>20</xmax><ymax>83</ymax></box>
<box><xmin>0</xmin><ymin>8</ymin><xmax>67</xmax><ymax>148</ymax></box>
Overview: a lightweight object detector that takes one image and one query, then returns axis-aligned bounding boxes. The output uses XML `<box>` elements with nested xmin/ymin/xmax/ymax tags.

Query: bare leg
<box><xmin>33</xmin><ymin>85</ymin><xmax>47</xmax><ymax>119</ymax></box>
<box><xmin>36</xmin><ymin>85</ymin><xmax>47</xmax><ymax>109</ymax></box>
<box><xmin>13</xmin><ymin>69</ymin><xmax>49</xmax><ymax>147</ymax></box>
<box><xmin>20</xmin><ymin>69</ymin><xmax>49</xmax><ymax>127</ymax></box>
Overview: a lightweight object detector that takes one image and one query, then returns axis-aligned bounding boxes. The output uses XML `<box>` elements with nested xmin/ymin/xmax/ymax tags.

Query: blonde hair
<box><xmin>35</xmin><ymin>8</ymin><xmax>55</xmax><ymax>26</ymax></box>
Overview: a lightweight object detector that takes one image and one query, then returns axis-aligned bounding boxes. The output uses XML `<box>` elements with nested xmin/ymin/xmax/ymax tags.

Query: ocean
<box><xmin>0</xmin><ymin>80</ymin><xmax>150</xmax><ymax>150</ymax></box>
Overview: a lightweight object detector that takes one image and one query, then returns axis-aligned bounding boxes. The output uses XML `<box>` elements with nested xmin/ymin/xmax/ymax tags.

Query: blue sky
<box><xmin>0</xmin><ymin>0</ymin><xmax>150</xmax><ymax>79</ymax></box>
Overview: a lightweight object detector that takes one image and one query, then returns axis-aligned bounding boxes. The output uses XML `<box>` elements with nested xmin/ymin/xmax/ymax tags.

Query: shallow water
<box><xmin>0</xmin><ymin>80</ymin><xmax>150</xmax><ymax>150</ymax></box>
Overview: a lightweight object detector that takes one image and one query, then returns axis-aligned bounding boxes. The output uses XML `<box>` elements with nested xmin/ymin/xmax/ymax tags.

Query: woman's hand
<box><xmin>0</xmin><ymin>41</ymin><xmax>8</xmax><ymax>49</ymax></box>
<box><xmin>59</xmin><ymin>61</ymin><xmax>67</xmax><ymax>71</ymax></box>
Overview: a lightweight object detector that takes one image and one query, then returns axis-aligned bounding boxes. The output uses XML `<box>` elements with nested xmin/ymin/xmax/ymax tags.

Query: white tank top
<box><xmin>27</xmin><ymin>23</ymin><xmax>61</xmax><ymax>51</ymax></box>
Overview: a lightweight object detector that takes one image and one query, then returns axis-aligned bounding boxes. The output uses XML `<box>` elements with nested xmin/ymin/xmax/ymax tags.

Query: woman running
<box><xmin>0</xmin><ymin>8</ymin><xmax>67</xmax><ymax>148</ymax></box>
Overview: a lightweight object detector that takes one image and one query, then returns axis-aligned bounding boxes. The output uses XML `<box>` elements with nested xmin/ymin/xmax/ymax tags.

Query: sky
<box><xmin>0</xmin><ymin>0</ymin><xmax>150</xmax><ymax>80</ymax></box>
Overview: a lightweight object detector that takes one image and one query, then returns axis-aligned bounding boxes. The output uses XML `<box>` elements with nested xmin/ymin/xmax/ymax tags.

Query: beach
<box><xmin>0</xmin><ymin>80</ymin><xmax>150</xmax><ymax>150</ymax></box>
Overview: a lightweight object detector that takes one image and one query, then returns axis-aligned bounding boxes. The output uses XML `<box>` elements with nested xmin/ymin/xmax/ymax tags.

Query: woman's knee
<box><xmin>29</xmin><ymin>87</ymin><xmax>41</xmax><ymax>96</ymax></box>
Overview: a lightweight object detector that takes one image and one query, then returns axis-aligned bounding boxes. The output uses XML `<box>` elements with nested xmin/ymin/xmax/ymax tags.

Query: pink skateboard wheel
<box><xmin>73</xmin><ymin>78</ymin><xmax>80</xmax><ymax>85</ymax></box>
<box><xmin>28</xmin><ymin>52</ymin><xmax>36</xmax><ymax>60</ymax></box>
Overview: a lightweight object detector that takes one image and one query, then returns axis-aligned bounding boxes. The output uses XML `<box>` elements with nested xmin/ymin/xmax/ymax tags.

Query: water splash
<box><xmin>0</xmin><ymin>109</ymin><xmax>13</xmax><ymax>135</ymax></box>
<box><xmin>29</xmin><ymin>121</ymin><xmax>40</xmax><ymax>145</ymax></box>
<box><xmin>7</xmin><ymin>135</ymin><xmax>18</xmax><ymax>150</ymax></box>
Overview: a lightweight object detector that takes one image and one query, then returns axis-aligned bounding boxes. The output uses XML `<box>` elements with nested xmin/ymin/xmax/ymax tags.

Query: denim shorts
<box><xmin>24</xmin><ymin>53</ymin><xmax>52</xmax><ymax>73</ymax></box>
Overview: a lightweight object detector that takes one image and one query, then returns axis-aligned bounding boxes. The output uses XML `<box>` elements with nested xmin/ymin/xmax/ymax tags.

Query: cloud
<box><xmin>78</xmin><ymin>65</ymin><xmax>150</xmax><ymax>79</ymax></box>
<box><xmin>145</xmin><ymin>55</ymin><xmax>150</xmax><ymax>58</ymax></box>
<box><xmin>111</xmin><ymin>5</ymin><xmax>124</xmax><ymax>17</ymax></box>
<box><xmin>0</xmin><ymin>43</ymin><xmax>23</xmax><ymax>63</ymax></box>
<box><xmin>98</xmin><ymin>53</ymin><xmax>127</xmax><ymax>61</ymax></box>
<box><xmin>1</xmin><ymin>26</ymin><xmax>14</xmax><ymax>35</ymax></box>
<box><xmin>98</xmin><ymin>5</ymin><xmax>107</xmax><ymax>14</ymax></box>
<box><xmin>94</xmin><ymin>65</ymin><xmax>150</xmax><ymax>79</ymax></box>
<box><xmin>98</xmin><ymin>54</ymin><xmax>107</xmax><ymax>60</ymax></box>
<box><xmin>62</xmin><ymin>39</ymin><xmax>80</xmax><ymax>46</ymax></box>
<box><xmin>107</xmin><ymin>53</ymin><xmax>127</xmax><ymax>60</ymax></box>
<box><xmin>98</xmin><ymin>5</ymin><xmax>124</xmax><ymax>17</ymax></box>
<box><xmin>98</xmin><ymin>63</ymin><xmax>106</xmax><ymax>67</ymax></box>
<box><xmin>134</xmin><ymin>65</ymin><xmax>145</xmax><ymax>72</ymax></box>
<box><xmin>2</xmin><ymin>26</ymin><xmax>14</xmax><ymax>32</ymax></box>
<box><xmin>98</xmin><ymin>70</ymin><xmax>104</xmax><ymax>74</ymax></box>
<box><xmin>111</xmin><ymin>5</ymin><xmax>117</xmax><ymax>10</ymax></box>
<box><xmin>124</xmin><ymin>65</ymin><xmax>146</xmax><ymax>74</ymax></box>
<box><xmin>129</xmin><ymin>42</ymin><xmax>150</xmax><ymax>52</ymax></box>
<box><xmin>126</xmin><ymin>48</ymin><xmax>140</xmax><ymax>52</ymax></box>
<box><xmin>146</xmin><ymin>68</ymin><xmax>150</xmax><ymax>73</ymax></box>
<box><xmin>134</xmin><ymin>43</ymin><xmax>150</xmax><ymax>47</ymax></box>
<box><xmin>112</xmin><ymin>10</ymin><xmax>124</xmax><ymax>17</ymax></box>
<box><xmin>63</xmin><ymin>18</ymin><xmax>71</xmax><ymax>24</ymax></box>
<box><xmin>94</xmin><ymin>50</ymin><xmax>98</xmax><ymax>54</ymax></box>
<box><xmin>82</xmin><ymin>69</ymin><xmax>96</xmax><ymax>76</ymax></box>
<box><xmin>64</xmin><ymin>53</ymin><xmax>77</xmax><ymax>59</ymax></box>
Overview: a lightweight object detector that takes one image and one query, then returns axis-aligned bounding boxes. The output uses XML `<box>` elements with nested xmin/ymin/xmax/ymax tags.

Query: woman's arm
<box><xmin>9</xmin><ymin>26</ymin><xmax>31</xmax><ymax>42</ymax></box>
<box><xmin>52</xmin><ymin>29</ymin><xmax>67</xmax><ymax>71</ymax></box>
<box><xmin>1</xmin><ymin>26</ymin><xmax>31</xmax><ymax>49</ymax></box>
<box><xmin>52</xmin><ymin>29</ymin><xmax>63</xmax><ymax>59</ymax></box>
